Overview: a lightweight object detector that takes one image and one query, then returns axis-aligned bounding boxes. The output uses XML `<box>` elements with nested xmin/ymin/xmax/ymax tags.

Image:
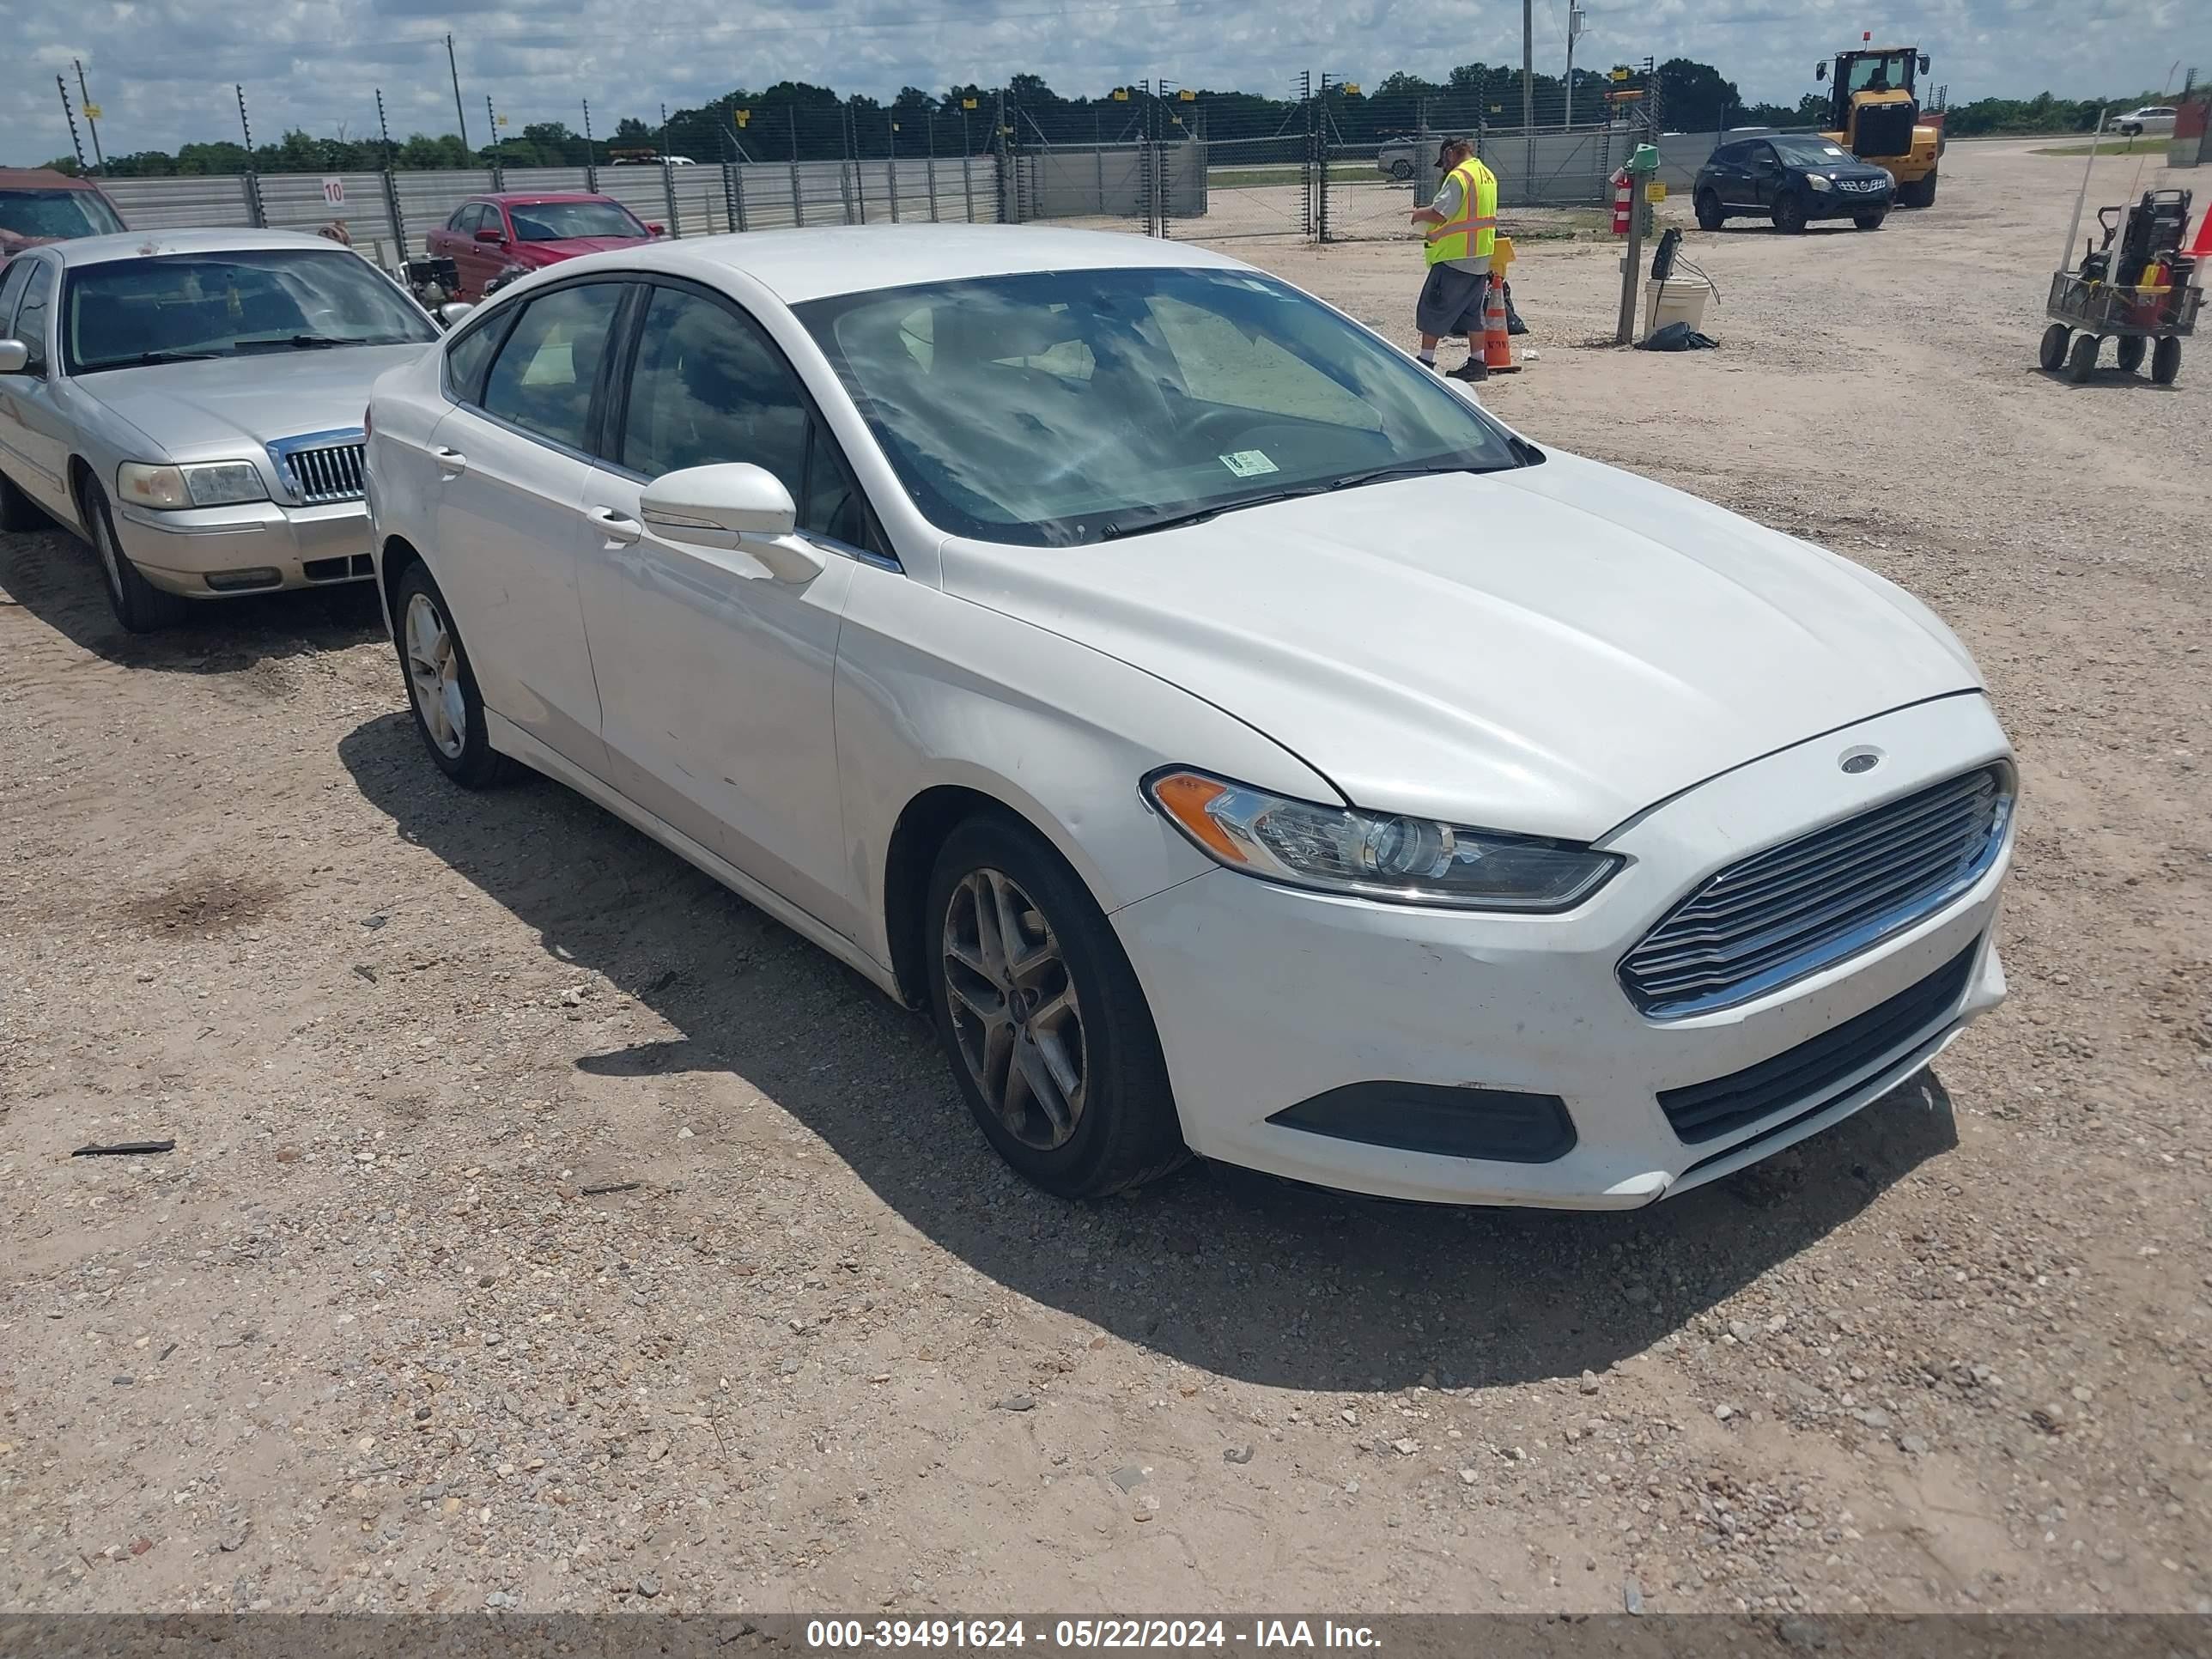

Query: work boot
<box><xmin>1446</xmin><ymin>361</ymin><xmax>1488</xmax><ymax>382</ymax></box>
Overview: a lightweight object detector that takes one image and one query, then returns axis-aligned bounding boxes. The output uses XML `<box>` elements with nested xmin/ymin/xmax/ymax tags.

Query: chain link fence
<box><xmin>87</xmin><ymin>65</ymin><xmax>1690</xmax><ymax>264</ymax></box>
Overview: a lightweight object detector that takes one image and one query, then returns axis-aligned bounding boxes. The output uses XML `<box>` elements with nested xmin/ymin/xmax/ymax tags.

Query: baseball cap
<box><xmin>1434</xmin><ymin>136</ymin><xmax>1472</xmax><ymax>166</ymax></box>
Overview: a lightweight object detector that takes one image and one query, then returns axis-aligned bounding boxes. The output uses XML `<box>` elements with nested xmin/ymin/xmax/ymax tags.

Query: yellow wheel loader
<box><xmin>1815</xmin><ymin>44</ymin><xmax>1943</xmax><ymax>208</ymax></box>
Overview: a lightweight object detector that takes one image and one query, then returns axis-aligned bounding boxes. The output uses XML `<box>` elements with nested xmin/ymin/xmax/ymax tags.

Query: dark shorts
<box><xmin>1416</xmin><ymin>264</ymin><xmax>1488</xmax><ymax>337</ymax></box>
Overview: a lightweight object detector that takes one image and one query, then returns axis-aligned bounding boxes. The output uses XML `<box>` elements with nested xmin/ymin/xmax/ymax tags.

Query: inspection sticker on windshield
<box><xmin>1218</xmin><ymin>449</ymin><xmax>1279</xmax><ymax>478</ymax></box>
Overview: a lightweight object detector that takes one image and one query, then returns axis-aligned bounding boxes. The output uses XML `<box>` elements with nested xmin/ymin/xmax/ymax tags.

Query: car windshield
<box><xmin>0</xmin><ymin>188</ymin><xmax>125</xmax><ymax>244</ymax></box>
<box><xmin>507</xmin><ymin>201</ymin><xmax>646</xmax><ymax>241</ymax></box>
<box><xmin>63</xmin><ymin>249</ymin><xmax>437</xmax><ymax>372</ymax></box>
<box><xmin>799</xmin><ymin>266</ymin><xmax>1529</xmax><ymax>546</ymax></box>
<box><xmin>1772</xmin><ymin>137</ymin><xmax>1855</xmax><ymax>167</ymax></box>
<box><xmin>1846</xmin><ymin>53</ymin><xmax>1912</xmax><ymax>92</ymax></box>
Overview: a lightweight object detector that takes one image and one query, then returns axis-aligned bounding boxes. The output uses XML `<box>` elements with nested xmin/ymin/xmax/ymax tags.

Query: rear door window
<box><xmin>477</xmin><ymin>281</ymin><xmax>627</xmax><ymax>452</ymax></box>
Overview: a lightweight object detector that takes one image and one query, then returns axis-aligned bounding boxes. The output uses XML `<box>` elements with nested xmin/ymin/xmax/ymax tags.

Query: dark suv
<box><xmin>1693</xmin><ymin>135</ymin><xmax>1893</xmax><ymax>234</ymax></box>
<box><xmin>0</xmin><ymin>168</ymin><xmax>127</xmax><ymax>264</ymax></box>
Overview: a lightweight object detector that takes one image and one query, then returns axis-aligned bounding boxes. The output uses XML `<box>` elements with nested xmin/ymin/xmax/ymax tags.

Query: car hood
<box><xmin>79</xmin><ymin>343</ymin><xmax>429</xmax><ymax>457</ymax></box>
<box><xmin>938</xmin><ymin>450</ymin><xmax>1984</xmax><ymax>841</ymax></box>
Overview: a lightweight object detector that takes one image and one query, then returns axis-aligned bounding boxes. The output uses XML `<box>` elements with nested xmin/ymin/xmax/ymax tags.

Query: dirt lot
<box><xmin>3</xmin><ymin>137</ymin><xmax>2209</xmax><ymax>1619</ymax></box>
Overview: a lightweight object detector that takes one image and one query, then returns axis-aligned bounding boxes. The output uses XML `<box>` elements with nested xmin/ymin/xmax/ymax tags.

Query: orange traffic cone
<box><xmin>1482</xmin><ymin>279</ymin><xmax>1520</xmax><ymax>374</ymax></box>
<box><xmin>2190</xmin><ymin>203</ymin><xmax>2212</xmax><ymax>260</ymax></box>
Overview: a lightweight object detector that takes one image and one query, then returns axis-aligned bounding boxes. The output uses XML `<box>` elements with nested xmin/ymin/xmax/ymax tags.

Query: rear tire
<box><xmin>924</xmin><ymin>815</ymin><xmax>1187</xmax><ymax>1199</ymax></box>
<box><xmin>1389</xmin><ymin>158</ymin><xmax>1415</xmax><ymax>182</ymax></box>
<box><xmin>392</xmin><ymin>560</ymin><xmax>511</xmax><ymax>787</ymax></box>
<box><xmin>0</xmin><ymin>468</ymin><xmax>48</xmax><ymax>532</ymax></box>
<box><xmin>2116</xmin><ymin>335</ymin><xmax>2147</xmax><ymax>374</ymax></box>
<box><xmin>83</xmin><ymin>479</ymin><xmax>190</xmax><ymax>633</ymax></box>
<box><xmin>1772</xmin><ymin>192</ymin><xmax>1808</xmax><ymax>234</ymax></box>
<box><xmin>2039</xmin><ymin>324</ymin><xmax>2069</xmax><ymax>372</ymax></box>
<box><xmin>1695</xmin><ymin>190</ymin><xmax>1725</xmax><ymax>231</ymax></box>
<box><xmin>2066</xmin><ymin>332</ymin><xmax>2099</xmax><ymax>384</ymax></box>
<box><xmin>2152</xmin><ymin>335</ymin><xmax>2180</xmax><ymax>386</ymax></box>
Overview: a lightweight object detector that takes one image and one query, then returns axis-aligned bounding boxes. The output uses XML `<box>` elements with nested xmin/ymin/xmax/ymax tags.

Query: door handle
<box><xmin>433</xmin><ymin>446</ymin><xmax>466</xmax><ymax>478</ymax></box>
<box><xmin>588</xmin><ymin>507</ymin><xmax>643</xmax><ymax>545</ymax></box>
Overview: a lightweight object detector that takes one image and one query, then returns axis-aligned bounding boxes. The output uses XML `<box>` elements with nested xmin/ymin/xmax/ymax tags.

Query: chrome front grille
<box><xmin>1620</xmin><ymin>765</ymin><xmax>2011</xmax><ymax>1019</ymax></box>
<box><xmin>276</xmin><ymin>434</ymin><xmax>367</xmax><ymax>504</ymax></box>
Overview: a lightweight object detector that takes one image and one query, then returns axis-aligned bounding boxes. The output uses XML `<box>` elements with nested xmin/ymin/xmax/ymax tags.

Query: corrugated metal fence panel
<box><xmin>501</xmin><ymin>167</ymin><xmax>593</xmax><ymax>194</ymax></box>
<box><xmin>94</xmin><ymin>160</ymin><xmax>1001</xmax><ymax>251</ymax></box>
<box><xmin>257</xmin><ymin>173</ymin><xmax>404</xmax><ymax>266</ymax></box>
<box><xmin>103</xmin><ymin>175</ymin><xmax>256</xmax><ymax>232</ymax></box>
<box><xmin>392</xmin><ymin>170</ymin><xmax>498</xmax><ymax>254</ymax></box>
<box><xmin>593</xmin><ymin>169</ymin><xmax>675</xmax><ymax>226</ymax></box>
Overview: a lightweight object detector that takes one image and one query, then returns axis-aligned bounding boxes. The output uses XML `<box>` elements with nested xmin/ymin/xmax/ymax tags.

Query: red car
<box><xmin>0</xmin><ymin>167</ymin><xmax>127</xmax><ymax>265</ymax></box>
<box><xmin>424</xmin><ymin>192</ymin><xmax>663</xmax><ymax>301</ymax></box>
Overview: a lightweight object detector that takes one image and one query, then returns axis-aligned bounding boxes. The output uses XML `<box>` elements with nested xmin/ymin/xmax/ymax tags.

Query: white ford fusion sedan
<box><xmin>364</xmin><ymin>225</ymin><xmax>2014</xmax><ymax>1207</ymax></box>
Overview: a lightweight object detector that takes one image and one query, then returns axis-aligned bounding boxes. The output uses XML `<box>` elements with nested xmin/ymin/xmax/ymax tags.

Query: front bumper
<box><xmin>1811</xmin><ymin>186</ymin><xmax>1893</xmax><ymax>217</ymax></box>
<box><xmin>1112</xmin><ymin>694</ymin><xmax>2013</xmax><ymax>1208</ymax></box>
<box><xmin>112</xmin><ymin>498</ymin><xmax>374</xmax><ymax>598</ymax></box>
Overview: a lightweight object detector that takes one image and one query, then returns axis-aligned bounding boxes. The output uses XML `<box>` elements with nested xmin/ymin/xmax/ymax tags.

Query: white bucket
<box><xmin>1643</xmin><ymin>274</ymin><xmax>1714</xmax><ymax>339</ymax></box>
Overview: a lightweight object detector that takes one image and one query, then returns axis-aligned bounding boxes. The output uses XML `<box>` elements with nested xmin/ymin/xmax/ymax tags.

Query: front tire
<box><xmin>83</xmin><ymin>480</ymin><xmax>189</xmax><ymax>633</ymax></box>
<box><xmin>1389</xmin><ymin>158</ymin><xmax>1414</xmax><ymax>182</ymax></box>
<box><xmin>2153</xmin><ymin>335</ymin><xmax>2180</xmax><ymax>386</ymax></box>
<box><xmin>2067</xmin><ymin>332</ymin><xmax>2100</xmax><ymax>384</ymax></box>
<box><xmin>925</xmin><ymin>816</ymin><xmax>1186</xmax><ymax>1199</ymax></box>
<box><xmin>1772</xmin><ymin>192</ymin><xmax>1808</xmax><ymax>234</ymax></box>
<box><xmin>1853</xmin><ymin>211</ymin><xmax>1886</xmax><ymax>230</ymax></box>
<box><xmin>1695</xmin><ymin>190</ymin><xmax>1725</xmax><ymax>231</ymax></box>
<box><xmin>2039</xmin><ymin>323</ymin><xmax>2070</xmax><ymax>371</ymax></box>
<box><xmin>392</xmin><ymin>561</ymin><xmax>510</xmax><ymax>787</ymax></box>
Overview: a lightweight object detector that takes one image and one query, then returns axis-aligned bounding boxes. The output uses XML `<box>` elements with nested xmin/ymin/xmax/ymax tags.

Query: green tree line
<box><xmin>34</xmin><ymin>60</ymin><xmax>2160</xmax><ymax>176</ymax></box>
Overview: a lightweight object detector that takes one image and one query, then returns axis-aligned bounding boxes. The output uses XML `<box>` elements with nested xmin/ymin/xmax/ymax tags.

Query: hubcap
<box><xmin>941</xmin><ymin>867</ymin><xmax>1086</xmax><ymax>1151</ymax></box>
<box><xmin>403</xmin><ymin>591</ymin><xmax>467</xmax><ymax>761</ymax></box>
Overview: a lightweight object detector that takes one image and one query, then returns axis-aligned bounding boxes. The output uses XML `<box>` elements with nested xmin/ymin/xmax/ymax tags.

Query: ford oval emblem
<box><xmin>1839</xmin><ymin>748</ymin><xmax>1881</xmax><ymax>775</ymax></box>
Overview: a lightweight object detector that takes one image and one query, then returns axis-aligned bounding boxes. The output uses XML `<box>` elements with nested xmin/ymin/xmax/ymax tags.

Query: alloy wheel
<box><xmin>941</xmin><ymin>867</ymin><xmax>1086</xmax><ymax>1151</ymax></box>
<box><xmin>403</xmin><ymin>590</ymin><xmax>468</xmax><ymax>760</ymax></box>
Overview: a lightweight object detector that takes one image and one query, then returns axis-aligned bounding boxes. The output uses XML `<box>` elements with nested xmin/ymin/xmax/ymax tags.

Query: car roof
<box><xmin>0</xmin><ymin>167</ymin><xmax>109</xmax><ymax>193</ymax></box>
<box><xmin>543</xmin><ymin>223</ymin><xmax>1249</xmax><ymax>306</ymax></box>
<box><xmin>476</xmin><ymin>192</ymin><xmax>616</xmax><ymax>205</ymax></box>
<box><xmin>36</xmin><ymin>228</ymin><xmax>368</xmax><ymax>269</ymax></box>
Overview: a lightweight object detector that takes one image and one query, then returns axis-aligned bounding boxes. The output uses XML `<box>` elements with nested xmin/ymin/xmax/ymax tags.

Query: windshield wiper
<box><xmin>94</xmin><ymin>349</ymin><xmax>225</xmax><ymax>368</ymax></box>
<box><xmin>1100</xmin><ymin>485</ymin><xmax>1330</xmax><ymax>539</ymax></box>
<box><xmin>232</xmin><ymin>333</ymin><xmax>357</xmax><ymax>350</ymax></box>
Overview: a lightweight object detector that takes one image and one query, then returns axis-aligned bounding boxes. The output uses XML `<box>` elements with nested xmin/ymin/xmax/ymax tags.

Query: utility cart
<box><xmin>2039</xmin><ymin>186</ymin><xmax>2200</xmax><ymax>385</ymax></box>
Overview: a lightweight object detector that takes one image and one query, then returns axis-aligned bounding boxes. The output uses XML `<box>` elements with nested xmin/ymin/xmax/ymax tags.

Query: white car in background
<box><xmin>2115</xmin><ymin>106</ymin><xmax>2176</xmax><ymax>137</ymax></box>
<box><xmin>363</xmin><ymin>226</ymin><xmax>2014</xmax><ymax>1209</ymax></box>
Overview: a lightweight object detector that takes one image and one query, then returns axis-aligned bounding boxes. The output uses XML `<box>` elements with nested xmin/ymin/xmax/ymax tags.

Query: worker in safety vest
<box><xmin>1408</xmin><ymin>136</ymin><xmax>1498</xmax><ymax>381</ymax></box>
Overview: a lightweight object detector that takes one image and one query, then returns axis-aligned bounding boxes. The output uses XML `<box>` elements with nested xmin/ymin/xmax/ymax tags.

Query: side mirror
<box><xmin>473</xmin><ymin>228</ymin><xmax>506</xmax><ymax>245</ymax></box>
<box><xmin>640</xmin><ymin>463</ymin><xmax>826</xmax><ymax>583</ymax></box>
<box><xmin>1814</xmin><ymin>63</ymin><xmax>1827</xmax><ymax>82</ymax></box>
<box><xmin>0</xmin><ymin>339</ymin><xmax>27</xmax><ymax>374</ymax></box>
<box><xmin>1918</xmin><ymin>54</ymin><xmax>1929</xmax><ymax>74</ymax></box>
<box><xmin>646</xmin><ymin>222</ymin><xmax>666</xmax><ymax>237</ymax></box>
<box><xmin>436</xmin><ymin>301</ymin><xmax>473</xmax><ymax>328</ymax></box>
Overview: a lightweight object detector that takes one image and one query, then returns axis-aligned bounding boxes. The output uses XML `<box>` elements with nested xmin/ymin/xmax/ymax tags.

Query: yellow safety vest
<box><xmin>1425</xmin><ymin>156</ymin><xmax>1498</xmax><ymax>267</ymax></box>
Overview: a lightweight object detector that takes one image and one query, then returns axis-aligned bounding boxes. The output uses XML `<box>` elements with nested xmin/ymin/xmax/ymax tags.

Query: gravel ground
<box><xmin>2</xmin><ymin>137</ymin><xmax>2209</xmax><ymax>1619</ymax></box>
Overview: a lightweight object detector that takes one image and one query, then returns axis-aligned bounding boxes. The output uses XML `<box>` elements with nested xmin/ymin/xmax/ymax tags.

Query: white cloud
<box><xmin>6</xmin><ymin>0</ymin><xmax>2206</xmax><ymax>161</ymax></box>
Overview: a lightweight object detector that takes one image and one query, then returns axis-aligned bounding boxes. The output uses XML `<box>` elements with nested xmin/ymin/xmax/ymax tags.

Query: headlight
<box><xmin>117</xmin><ymin>460</ymin><xmax>270</xmax><ymax>510</ymax></box>
<box><xmin>1144</xmin><ymin>769</ymin><xmax>1621</xmax><ymax>912</ymax></box>
<box><xmin>1807</xmin><ymin>174</ymin><xmax>1832</xmax><ymax>191</ymax></box>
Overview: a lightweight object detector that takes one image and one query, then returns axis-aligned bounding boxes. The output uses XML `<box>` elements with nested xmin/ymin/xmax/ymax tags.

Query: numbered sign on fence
<box><xmin>321</xmin><ymin>176</ymin><xmax>345</xmax><ymax>207</ymax></box>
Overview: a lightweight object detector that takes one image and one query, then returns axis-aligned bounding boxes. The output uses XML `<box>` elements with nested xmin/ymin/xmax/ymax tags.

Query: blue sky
<box><xmin>7</xmin><ymin>0</ymin><xmax>2208</xmax><ymax>161</ymax></box>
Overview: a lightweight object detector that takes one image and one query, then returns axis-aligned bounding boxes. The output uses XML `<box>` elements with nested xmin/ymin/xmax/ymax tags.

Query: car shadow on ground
<box><xmin>0</xmin><ymin>522</ymin><xmax>381</xmax><ymax>672</ymax></box>
<box><xmin>339</xmin><ymin>710</ymin><xmax>1962</xmax><ymax>1393</ymax></box>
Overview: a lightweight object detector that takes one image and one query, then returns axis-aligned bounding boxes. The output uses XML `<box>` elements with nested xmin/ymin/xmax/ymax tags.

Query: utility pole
<box><xmin>1564</xmin><ymin>5</ymin><xmax>1586</xmax><ymax>128</ymax></box>
<box><xmin>75</xmin><ymin>60</ymin><xmax>106</xmax><ymax>172</ymax></box>
<box><xmin>1522</xmin><ymin>0</ymin><xmax>1535</xmax><ymax>192</ymax></box>
<box><xmin>56</xmin><ymin>77</ymin><xmax>88</xmax><ymax>173</ymax></box>
<box><xmin>447</xmin><ymin>34</ymin><xmax>469</xmax><ymax>155</ymax></box>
